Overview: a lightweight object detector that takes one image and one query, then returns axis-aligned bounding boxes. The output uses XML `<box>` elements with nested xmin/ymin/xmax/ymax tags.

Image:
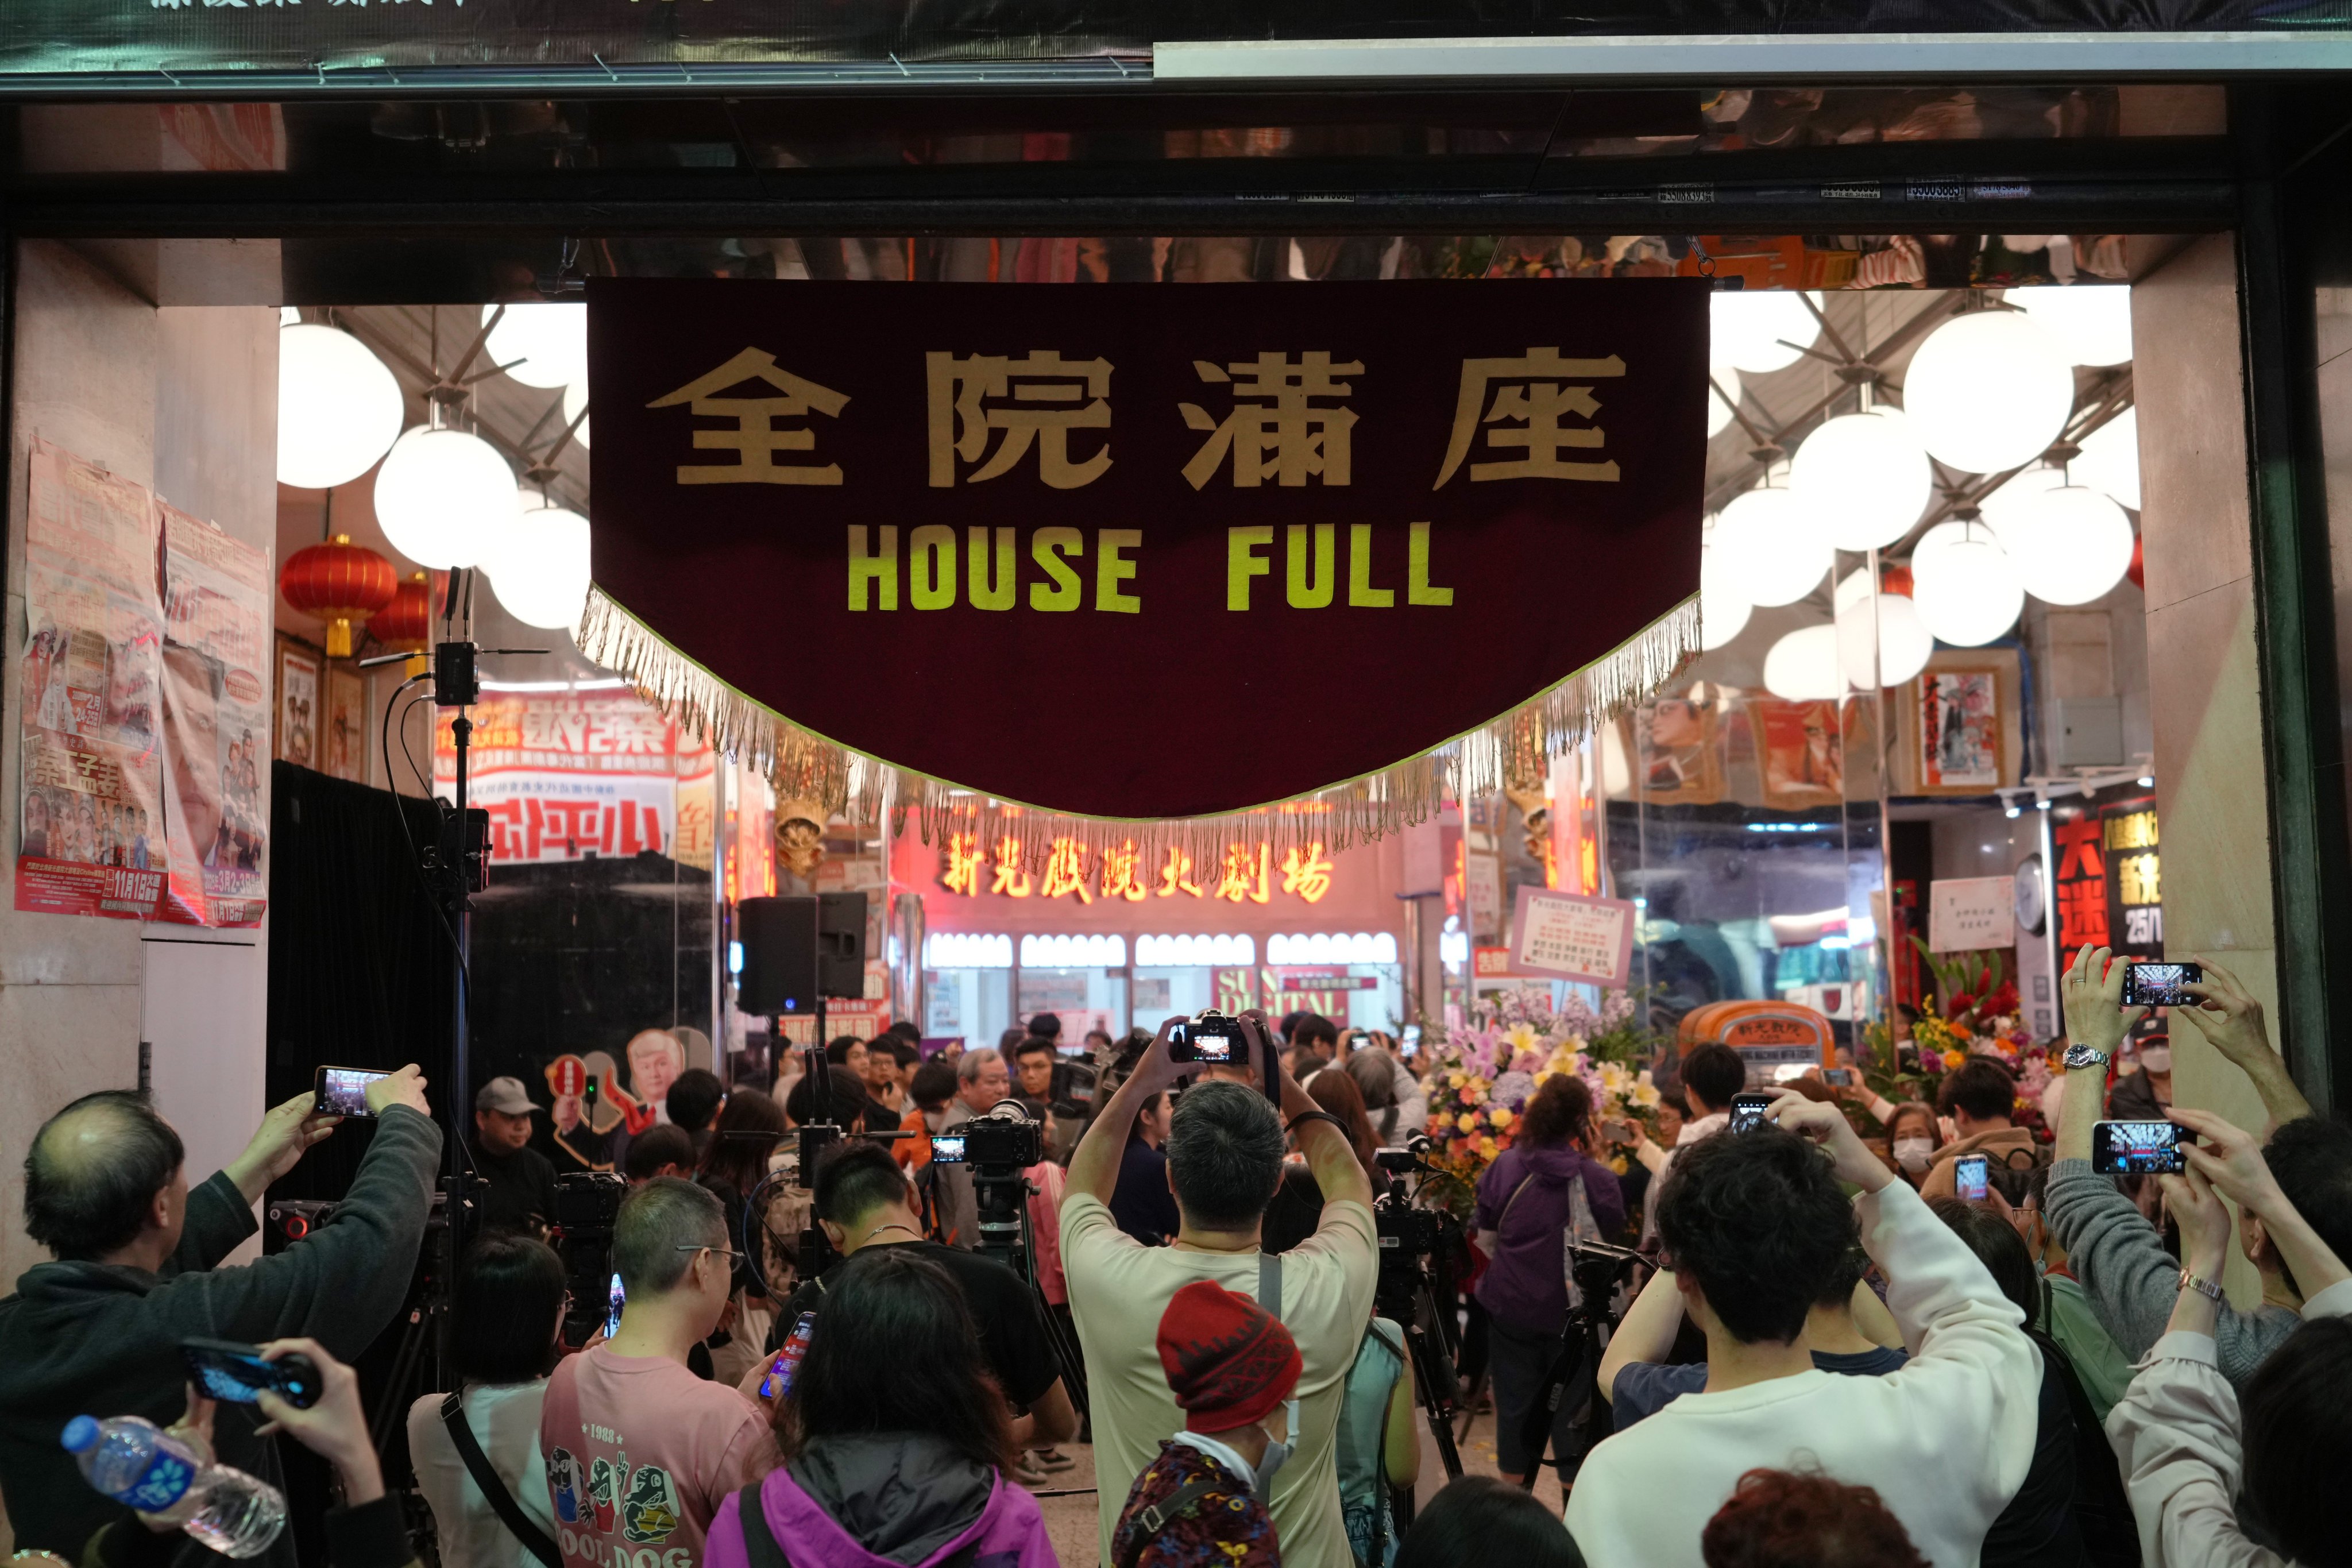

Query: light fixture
<box><xmin>482</xmin><ymin>302</ymin><xmax>588</xmax><ymax>390</ymax></box>
<box><xmin>277</xmin><ymin>323</ymin><xmax>405</xmax><ymax>489</ymax></box>
<box><xmin>1712</xmin><ymin>485</ymin><xmax>1830</xmax><ymax>608</ymax></box>
<box><xmin>1978</xmin><ymin>465</ymin><xmax>2069</xmax><ymax>537</ymax></box>
<box><xmin>2006</xmin><ymin>805</ymin><xmax>2022</xmax><ymax>819</ymax></box>
<box><xmin>2138</xmin><ymin>774</ymin><xmax>2155</xmax><ymax>787</ymax></box>
<box><xmin>2036</xmin><ymin>797</ymin><xmax>2053</xmax><ymax>811</ymax></box>
<box><xmin>373</xmin><ymin>425</ymin><xmax>521</xmax><ymax>569</ymax></box>
<box><xmin>564</xmin><ymin>377</ymin><xmax>591</xmax><ymax>450</ymax></box>
<box><xmin>1018</xmin><ymin>933</ymin><xmax>1127</xmax><ymax>967</ymax></box>
<box><xmin>1710</xmin><ymin>289</ymin><xmax>1825</xmax><ymax>376</ymax></box>
<box><xmin>1762</xmin><ymin>624</ymin><xmax>1844</xmax><ymax>701</ymax></box>
<box><xmin>1698</xmin><ymin>515</ymin><xmax>1752</xmax><ymax>651</ymax></box>
<box><xmin>1909</xmin><ymin>520</ymin><xmax>2024</xmax><ymax>646</ymax></box>
<box><xmin>2001</xmin><ymin>485</ymin><xmax>2135</xmax><ymax>605</ymax></box>
<box><xmin>1137</xmin><ymin>933</ymin><xmax>1256</xmax><ymax>966</ymax></box>
<box><xmin>1902</xmin><ymin>310</ymin><xmax>2076</xmax><ymax>475</ymax></box>
<box><xmin>1833</xmin><ymin>570</ymin><xmax>1935</xmax><ymax>688</ymax></box>
<box><xmin>2007</xmin><ymin>285</ymin><xmax>2134</xmax><ymax>368</ymax></box>
<box><xmin>923</xmin><ymin>932</ymin><xmax>1012</xmax><ymax>968</ymax></box>
<box><xmin>1790</xmin><ymin>408</ymin><xmax>1932</xmax><ymax>552</ymax></box>
<box><xmin>2071</xmin><ymin>408</ymin><xmax>2141</xmax><ymax>511</ymax></box>
<box><xmin>482</xmin><ymin>495</ymin><xmax>593</xmax><ymax>630</ymax></box>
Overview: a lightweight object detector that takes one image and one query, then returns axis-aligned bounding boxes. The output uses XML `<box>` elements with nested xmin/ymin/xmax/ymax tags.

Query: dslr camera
<box><xmin>1168</xmin><ymin>1010</ymin><xmax>1243</xmax><ymax>1065</ymax></box>
<box><xmin>939</xmin><ymin>1101</ymin><xmax>1044</xmax><ymax>1169</ymax></box>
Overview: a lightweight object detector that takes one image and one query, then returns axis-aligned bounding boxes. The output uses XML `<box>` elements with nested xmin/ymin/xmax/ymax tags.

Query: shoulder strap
<box><xmin>735</xmin><ymin>1479</ymin><xmax>791</xmax><ymax>1568</ymax></box>
<box><xmin>1117</xmin><ymin>1477</ymin><xmax>1226</xmax><ymax>1568</ymax></box>
<box><xmin>440</xmin><ymin>1391</ymin><xmax>561</xmax><ymax>1568</ymax></box>
<box><xmin>1494</xmin><ymin>1173</ymin><xmax>1538</xmax><ymax>1231</ymax></box>
<box><xmin>1257</xmin><ymin>1250</ymin><xmax>1283</xmax><ymax>1327</ymax></box>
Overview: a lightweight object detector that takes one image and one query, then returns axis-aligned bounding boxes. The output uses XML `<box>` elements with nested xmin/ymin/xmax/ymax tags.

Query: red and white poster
<box><xmin>1509</xmin><ymin>886</ymin><xmax>1638</xmax><ymax>987</ymax></box>
<box><xmin>14</xmin><ymin>439</ymin><xmax>172</xmax><ymax>920</ymax></box>
<box><xmin>158</xmin><ymin>503</ymin><xmax>272</xmax><ymax>928</ymax></box>
<box><xmin>434</xmin><ymin>690</ymin><xmax>710</xmax><ymax>866</ymax></box>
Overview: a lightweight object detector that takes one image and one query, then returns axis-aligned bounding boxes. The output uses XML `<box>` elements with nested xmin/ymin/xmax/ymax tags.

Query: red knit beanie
<box><xmin>1156</xmin><ymin>1279</ymin><xmax>1302</xmax><ymax>1434</ymax></box>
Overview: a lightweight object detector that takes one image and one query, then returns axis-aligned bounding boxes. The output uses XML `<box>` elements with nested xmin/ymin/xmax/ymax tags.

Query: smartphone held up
<box><xmin>312</xmin><ymin>1066</ymin><xmax>385</xmax><ymax>1119</ymax></box>
<box><xmin>2092</xmin><ymin>1120</ymin><xmax>2188</xmax><ymax>1175</ymax></box>
<box><xmin>2121</xmin><ymin>962</ymin><xmax>2203</xmax><ymax>1009</ymax></box>
<box><xmin>1728</xmin><ymin>1092</ymin><xmax>1775</xmax><ymax>1134</ymax></box>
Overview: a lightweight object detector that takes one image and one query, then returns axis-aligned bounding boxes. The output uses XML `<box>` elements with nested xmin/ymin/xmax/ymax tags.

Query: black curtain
<box><xmin>264</xmin><ymin>759</ymin><xmax>455</xmax><ymax>1200</ymax></box>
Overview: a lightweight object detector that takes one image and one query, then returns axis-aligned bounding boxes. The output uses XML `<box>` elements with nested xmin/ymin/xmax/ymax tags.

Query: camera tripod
<box><xmin>1512</xmin><ymin>1238</ymin><xmax>1644</xmax><ymax>1491</ymax></box>
<box><xmin>1370</xmin><ymin>1150</ymin><xmax>1466</xmax><ymax>1489</ymax></box>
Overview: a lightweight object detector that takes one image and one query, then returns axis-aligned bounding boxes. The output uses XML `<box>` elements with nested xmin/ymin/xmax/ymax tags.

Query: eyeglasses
<box><xmin>675</xmin><ymin>1245</ymin><xmax>743</xmax><ymax>1261</ymax></box>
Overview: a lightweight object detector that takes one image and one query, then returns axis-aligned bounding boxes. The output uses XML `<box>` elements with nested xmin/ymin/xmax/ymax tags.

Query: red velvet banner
<box><xmin>586</xmin><ymin>278</ymin><xmax>1708</xmax><ymax>820</ymax></box>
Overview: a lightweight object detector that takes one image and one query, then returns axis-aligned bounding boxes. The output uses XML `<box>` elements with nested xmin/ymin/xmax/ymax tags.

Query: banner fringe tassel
<box><xmin>577</xmin><ymin>588</ymin><xmax>1700</xmax><ymax>872</ymax></box>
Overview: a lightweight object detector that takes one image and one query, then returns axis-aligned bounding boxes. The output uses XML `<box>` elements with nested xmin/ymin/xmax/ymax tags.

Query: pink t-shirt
<box><xmin>539</xmin><ymin>1347</ymin><xmax>775</xmax><ymax>1568</ymax></box>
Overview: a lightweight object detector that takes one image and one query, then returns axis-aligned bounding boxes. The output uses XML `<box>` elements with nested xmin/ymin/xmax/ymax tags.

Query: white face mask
<box><xmin>1253</xmin><ymin>1399</ymin><xmax>1297</xmax><ymax>1505</ymax></box>
<box><xmin>1893</xmin><ymin>1137</ymin><xmax>1934</xmax><ymax>1173</ymax></box>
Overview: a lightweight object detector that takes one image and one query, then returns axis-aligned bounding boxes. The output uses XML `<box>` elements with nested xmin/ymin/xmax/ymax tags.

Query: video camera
<box><xmin>553</xmin><ymin>1171</ymin><xmax>625</xmax><ymax>1342</ymax></box>
<box><xmin>1565</xmin><ymin>1235</ymin><xmax>1644</xmax><ymax>1315</ymax></box>
<box><xmin>937</xmin><ymin>1102</ymin><xmax>1044</xmax><ymax>1170</ymax></box>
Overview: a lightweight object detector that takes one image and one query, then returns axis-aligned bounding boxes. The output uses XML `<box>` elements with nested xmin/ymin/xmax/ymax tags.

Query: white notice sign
<box><xmin>1511</xmin><ymin>886</ymin><xmax>1638</xmax><ymax>986</ymax></box>
<box><xmin>1928</xmin><ymin>876</ymin><xmax>2017</xmax><ymax>953</ymax></box>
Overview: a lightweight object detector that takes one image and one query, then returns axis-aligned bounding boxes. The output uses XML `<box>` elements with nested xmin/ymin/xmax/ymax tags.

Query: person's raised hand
<box><xmin>1126</xmin><ymin>1016</ymin><xmax>1188</xmax><ymax>1099</ymax></box>
<box><xmin>2169</xmin><ymin>1106</ymin><xmax>2289</xmax><ymax>1222</ymax></box>
<box><xmin>1766</xmin><ymin>1092</ymin><xmax>1893</xmax><ymax>1194</ymax></box>
<box><xmin>226</xmin><ymin>1091</ymin><xmax>341</xmax><ymax>1200</ymax></box>
<box><xmin>365</xmin><ymin>1064</ymin><xmax>430</xmax><ymax>1118</ymax></box>
<box><xmin>2159</xmin><ymin>1166</ymin><xmax>2234</xmax><ymax>1281</ymax></box>
<box><xmin>2173</xmin><ymin>959</ymin><xmax>2272</xmax><ymax>1068</ymax></box>
<box><xmin>2061</xmin><ymin>944</ymin><xmax>2145</xmax><ymax>1059</ymax></box>
<box><xmin>254</xmin><ymin>1338</ymin><xmax>382</xmax><ymax>1502</ymax></box>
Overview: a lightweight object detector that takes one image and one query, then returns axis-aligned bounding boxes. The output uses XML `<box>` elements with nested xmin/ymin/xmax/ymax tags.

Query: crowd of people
<box><xmin>7</xmin><ymin>947</ymin><xmax>2352</xmax><ymax>1568</ymax></box>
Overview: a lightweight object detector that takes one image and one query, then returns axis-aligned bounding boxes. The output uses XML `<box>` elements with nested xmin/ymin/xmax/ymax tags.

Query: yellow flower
<box><xmin>1633</xmin><ymin>1080</ymin><xmax>1663</xmax><ymax>1109</ymax></box>
<box><xmin>1503</xmin><ymin>1022</ymin><xmax>1542</xmax><ymax>1055</ymax></box>
<box><xmin>1448</xmin><ymin>1072</ymin><xmax>1467</xmax><ymax>1089</ymax></box>
<box><xmin>1457</xmin><ymin>1112</ymin><xmax>1478</xmax><ymax>1133</ymax></box>
<box><xmin>1489</xmin><ymin>1107</ymin><xmax>1515</xmax><ymax>1129</ymax></box>
<box><xmin>1478</xmin><ymin>1136</ymin><xmax>1498</xmax><ymax>1156</ymax></box>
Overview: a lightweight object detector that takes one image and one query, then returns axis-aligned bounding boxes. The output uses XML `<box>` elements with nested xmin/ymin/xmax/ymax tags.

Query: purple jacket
<box><xmin>706</xmin><ymin>1437</ymin><xmax>1057</xmax><ymax>1568</ymax></box>
<box><xmin>1473</xmin><ymin>1141</ymin><xmax>1627</xmax><ymax>1335</ymax></box>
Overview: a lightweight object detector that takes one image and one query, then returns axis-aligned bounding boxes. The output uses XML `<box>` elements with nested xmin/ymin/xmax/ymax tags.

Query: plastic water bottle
<box><xmin>62</xmin><ymin>1414</ymin><xmax>287</xmax><ymax>1559</ymax></box>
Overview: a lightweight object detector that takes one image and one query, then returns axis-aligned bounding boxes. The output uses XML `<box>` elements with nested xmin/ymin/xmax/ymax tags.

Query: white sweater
<box><xmin>1564</xmin><ymin>1180</ymin><xmax>2042</xmax><ymax>1568</ymax></box>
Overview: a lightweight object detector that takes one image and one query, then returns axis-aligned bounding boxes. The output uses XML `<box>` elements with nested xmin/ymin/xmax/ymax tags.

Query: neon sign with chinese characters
<box><xmin>939</xmin><ymin>833</ymin><xmax>1336</xmax><ymax>905</ymax></box>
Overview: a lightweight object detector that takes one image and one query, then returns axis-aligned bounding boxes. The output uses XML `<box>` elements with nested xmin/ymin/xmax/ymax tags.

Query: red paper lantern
<box><xmin>280</xmin><ymin>534</ymin><xmax>396</xmax><ymax>658</ymax></box>
<box><xmin>2126</xmin><ymin>534</ymin><xmax>2145</xmax><ymax>590</ymax></box>
<box><xmin>372</xmin><ymin>571</ymin><xmax>434</xmax><ymax>652</ymax></box>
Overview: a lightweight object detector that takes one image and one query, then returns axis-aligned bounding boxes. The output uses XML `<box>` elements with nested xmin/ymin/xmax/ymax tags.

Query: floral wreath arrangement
<box><xmin>1415</xmin><ymin>984</ymin><xmax>1670</xmax><ymax>1214</ymax></box>
<box><xmin>1856</xmin><ymin>944</ymin><xmax>2054</xmax><ymax>1146</ymax></box>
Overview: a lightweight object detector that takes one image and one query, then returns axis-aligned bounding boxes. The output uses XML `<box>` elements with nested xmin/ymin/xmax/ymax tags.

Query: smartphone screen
<box><xmin>1820</xmin><ymin>1068</ymin><xmax>1853</xmax><ymax>1087</ymax></box>
<box><xmin>2122</xmin><ymin>962</ymin><xmax>2203</xmax><ymax>1009</ymax></box>
<box><xmin>1728</xmin><ymin>1092</ymin><xmax>1775</xmax><ymax>1134</ymax></box>
<box><xmin>760</xmin><ymin>1312</ymin><xmax>817</xmax><ymax>1400</ymax></box>
<box><xmin>931</xmin><ymin>1134</ymin><xmax>967</xmax><ymax>1164</ymax></box>
<box><xmin>313</xmin><ymin>1066</ymin><xmax>386</xmax><ymax>1119</ymax></box>
<box><xmin>604</xmin><ymin>1272</ymin><xmax>625</xmax><ymax>1340</ymax></box>
<box><xmin>181</xmin><ymin>1341</ymin><xmax>273</xmax><ymax>1405</ymax></box>
<box><xmin>1955</xmin><ymin>1154</ymin><xmax>1990</xmax><ymax>1202</ymax></box>
<box><xmin>2093</xmin><ymin>1120</ymin><xmax>2187</xmax><ymax>1175</ymax></box>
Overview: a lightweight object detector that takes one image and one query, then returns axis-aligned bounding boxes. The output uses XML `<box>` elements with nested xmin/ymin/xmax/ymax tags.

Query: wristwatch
<box><xmin>2061</xmin><ymin>1042</ymin><xmax>2111</xmax><ymax>1071</ymax></box>
<box><xmin>2179</xmin><ymin>1269</ymin><xmax>2226</xmax><ymax>1303</ymax></box>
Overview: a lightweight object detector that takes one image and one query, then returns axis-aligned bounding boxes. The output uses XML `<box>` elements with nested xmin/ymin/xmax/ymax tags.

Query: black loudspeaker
<box><xmin>818</xmin><ymin>891</ymin><xmax>868</xmax><ymax>999</ymax></box>
<box><xmin>737</xmin><ymin>896</ymin><xmax>819</xmax><ymax>1015</ymax></box>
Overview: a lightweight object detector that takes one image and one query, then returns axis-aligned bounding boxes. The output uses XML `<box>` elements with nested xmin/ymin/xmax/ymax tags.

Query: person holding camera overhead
<box><xmin>0</xmin><ymin>1068</ymin><xmax>439</xmax><ymax>1568</ymax></box>
<box><xmin>1064</xmin><ymin>1009</ymin><xmax>1376</xmax><ymax>1568</ymax></box>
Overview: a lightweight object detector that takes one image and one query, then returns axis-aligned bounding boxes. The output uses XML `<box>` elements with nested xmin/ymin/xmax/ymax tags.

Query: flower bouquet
<box><xmin>1415</xmin><ymin>984</ymin><xmax>1669</xmax><ymax>1213</ymax></box>
<box><xmin>1859</xmin><ymin>944</ymin><xmax>2054</xmax><ymax>1145</ymax></box>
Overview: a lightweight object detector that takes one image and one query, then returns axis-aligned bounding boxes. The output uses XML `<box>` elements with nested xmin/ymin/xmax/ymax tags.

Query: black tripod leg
<box><xmin>1407</xmin><ymin>1284</ymin><xmax>1463</xmax><ymax>1481</ymax></box>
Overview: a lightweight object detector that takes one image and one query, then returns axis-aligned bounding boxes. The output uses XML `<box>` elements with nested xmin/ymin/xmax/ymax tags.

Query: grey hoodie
<box><xmin>0</xmin><ymin>1106</ymin><xmax>440</xmax><ymax>1568</ymax></box>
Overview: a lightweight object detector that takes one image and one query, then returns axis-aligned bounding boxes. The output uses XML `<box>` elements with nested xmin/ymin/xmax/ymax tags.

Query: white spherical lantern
<box><xmin>1710</xmin><ymin>290</ymin><xmax>1825</xmax><ymax>376</ymax></box>
<box><xmin>1763</xmin><ymin>624</ymin><xmax>1844</xmax><ymax>701</ymax></box>
<box><xmin>563</xmin><ymin>376</ymin><xmax>591</xmax><ymax>450</ymax></box>
<box><xmin>1903</xmin><ymin>310</ymin><xmax>2076</xmax><ymax>475</ymax></box>
<box><xmin>374</xmin><ymin>426</ymin><xmax>521</xmax><ymax>570</ymax></box>
<box><xmin>1910</xmin><ymin>521</ymin><xmax>2024</xmax><ymax>646</ymax></box>
<box><xmin>2072</xmin><ymin>408</ymin><xmax>2140</xmax><ymax>510</ymax></box>
<box><xmin>2001</xmin><ymin>485</ymin><xmax>2135</xmax><ymax>605</ymax></box>
<box><xmin>482</xmin><ymin>302</ymin><xmax>587</xmax><ymax>391</ymax></box>
<box><xmin>485</xmin><ymin>497</ymin><xmax>594</xmax><ymax>630</ymax></box>
<box><xmin>277</xmin><ymin>325</ymin><xmax>405</xmax><ymax>490</ymax></box>
<box><xmin>1791</xmin><ymin>408</ymin><xmax>1931</xmax><ymax>551</ymax></box>
<box><xmin>1712</xmin><ymin>486</ymin><xmax>1831</xmax><ymax>608</ymax></box>
<box><xmin>1978</xmin><ymin>465</ymin><xmax>2069</xmax><ymax>536</ymax></box>
<box><xmin>1833</xmin><ymin>570</ymin><xmax>1934</xmax><ymax>688</ymax></box>
<box><xmin>1699</xmin><ymin>518</ymin><xmax>1752</xmax><ymax>651</ymax></box>
<box><xmin>2008</xmin><ymin>285</ymin><xmax>2133</xmax><ymax>368</ymax></box>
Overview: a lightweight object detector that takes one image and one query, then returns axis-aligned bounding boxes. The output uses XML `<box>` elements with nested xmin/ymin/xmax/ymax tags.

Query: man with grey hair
<box><xmin>1064</xmin><ymin>1011</ymin><xmax>1376</xmax><ymax>1568</ymax></box>
<box><xmin>924</xmin><ymin>1046</ymin><xmax>1011</xmax><ymax>1248</ymax></box>
<box><xmin>539</xmin><ymin>1177</ymin><xmax>769</xmax><ymax>1568</ymax></box>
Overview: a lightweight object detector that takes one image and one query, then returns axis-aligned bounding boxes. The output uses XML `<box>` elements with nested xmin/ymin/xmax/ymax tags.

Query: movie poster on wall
<box><xmin>157</xmin><ymin>503</ymin><xmax>272</xmax><ymax>928</ymax></box>
<box><xmin>14</xmin><ymin>439</ymin><xmax>171</xmax><ymax>920</ymax></box>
